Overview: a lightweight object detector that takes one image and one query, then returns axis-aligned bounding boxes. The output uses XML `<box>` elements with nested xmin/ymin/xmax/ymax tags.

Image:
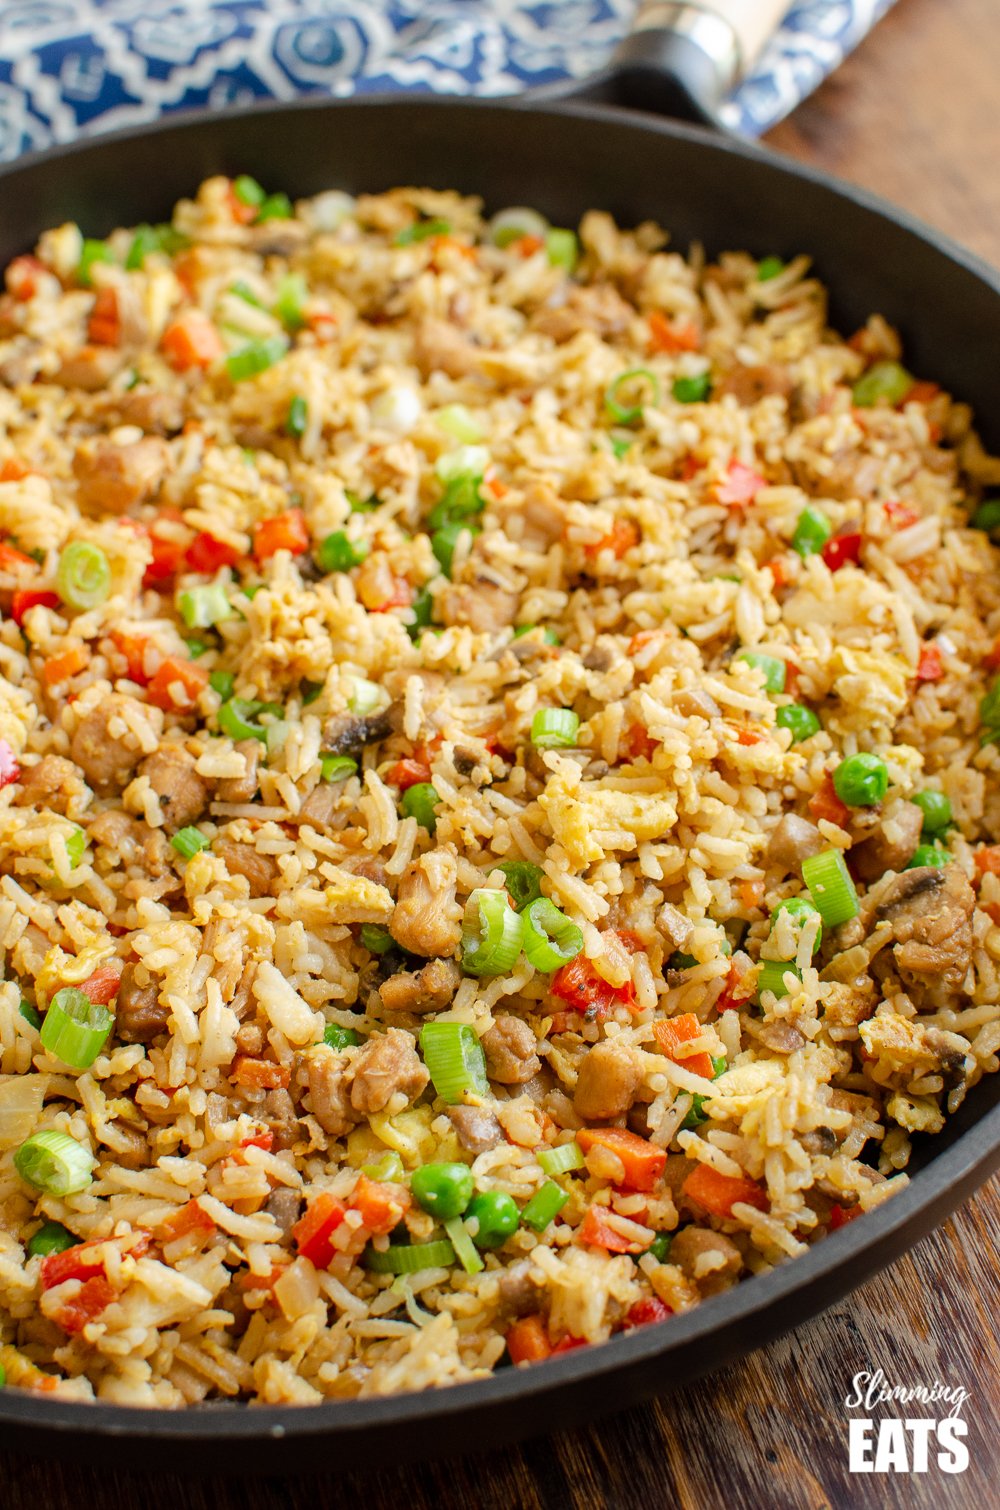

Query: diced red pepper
<box><xmin>87</xmin><ymin>287</ymin><xmax>121</xmax><ymax>347</ymax></box>
<box><xmin>0</xmin><ymin>738</ymin><xmax>20</xmax><ymax>789</ymax></box>
<box><xmin>622</xmin><ymin>722</ymin><xmax>658</xmax><ymax>762</ymax></box>
<box><xmin>109</xmin><ymin>627</ymin><xmax>153</xmax><ymax>684</ymax></box>
<box><xmin>884</xmin><ymin>499</ymin><xmax>919</xmax><ymax>530</ymax></box>
<box><xmin>11</xmin><ymin>588</ymin><xmax>59</xmax><ymax>625</ymax></box>
<box><xmin>506</xmin><ymin>1314</ymin><xmax>551</xmax><ymax>1365</ymax></box>
<box><xmin>386</xmin><ymin>757</ymin><xmax>432</xmax><ymax>791</ymax></box>
<box><xmin>973</xmin><ymin>846</ymin><xmax>1000</xmax><ymax>878</ymax></box>
<box><xmin>821</xmin><ymin>531</ymin><xmax>862</xmax><ymax>572</ymax></box>
<box><xmin>577</xmin><ymin>1205</ymin><xmax>653</xmax><ymax>1254</ymax></box>
<box><xmin>765</xmin><ymin>555</ymin><xmax>792</xmax><ymax>590</ymax></box>
<box><xmin>142</xmin><ymin>512</ymin><xmax>189</xmax><ymax>586</ymax></box>
<box><xmin>829</xmin><ymin>1202</ymin><xmax>863</xmax><ymax>1231</ymax></box>
<box><xmin>576</xmin><ymin>1127</ymin><xmax>666</xmax><ymax>1192</ymax></box>
<box><xmin>78</xmin><ymin>960</ymin><xmax>123</xmax><ymax>1005</ymax></box>
<box><xmin>252</xmin><ymin>508</ymin><xmax>310</xmax><ymax>562</ymax></box>
<box><xmin>682</xmin><ymin>1163</ymin><xmax>768</xmax><ymax>1218</ymax></box>
<box><xmin>159</xmin><ymin>1199</ymin><xmax>216</xmax><ymax>1244</ymax></box>
<box><xmin>0</xmin><ymin>540</ymin><xmax>35</xmax><ymax>572</ymax></box>
<box><xmin>584</xmin><ymin>519</ymin><xmax>640</xmax><ymax>559</ymax></box>
<box><xmin>367</xmin><ymin>576</ymin><xmax>413</xmax><ymax>613</ymax></box>
<box><xmin>551</xmin><ymin>955</ymin><xmax>636</xmax><ymax>1020</ymax></box>
<box><xmin>240</xmin><ymin>1131</ymin><xmax>274</xmax><ymax>1152</ymax></box>
<box><xmin>680</xmin><ymin>454</ymin><xmax>702</xmax><ymax>482</ymax></box>
<box><xmin>647</xmin><ymin>311</ymin><xmax>700</xmax><ymax>353</ymax></box>
<box><xmin>40</xmin><ymin>1240</ymin><xmax>105</xmax><ymax>1291</ymax></box>
<box><xmin>808</xmin><ymin>773</ymin><xmax>850</xmax><ymax>829</ymax></box>
<box><xmin>652</xmin><ymin>1013</ymin><xmax>715</xmax><ymax>1080</ymax></box>
<box><xmin>146</xmin><ymin>656</ymin><xmax>209</xmax><ymax>713</ymax></box>
<box><xmin>716</xmin><ymin>459</ymin><xmax>766</xmax><ymax>508</ymax></box>
<box><xmin>48</xmin><ymin>1274</ymin><xmax>116</xmax><ymax>1334</ymax></box>
<box><xmin>916</xmin><ymin>643</ymin><xmax>944</xmax><ymax>683</ymax></box>
<box><xmin>350</xmin><ymin>1175</ymin><xmax>410</xmax><ymax>1236</ymax></box>
<box><xmin>186</xmin><ymin>532</ymin><xmax>243</xmax><ymax>573</ymax></box>
<box><xmin>715</xmin><ymin>962</ymin><xmax>754</xmax><ymax>1014</ymax></box>
<box><xmin>623</xmin><ymin>1296</ymin><xmax>672</xmax><ymax>1328</ymax></box>
<box><xmin>291</xmin><ymin>1191</ymin><xmax>347</xmax><ymax>1270</ymax></box>
<box><xmin>550</xmin><ymin>1334</ymin><xmax>588</xmax><ymax>1355</ymax></box>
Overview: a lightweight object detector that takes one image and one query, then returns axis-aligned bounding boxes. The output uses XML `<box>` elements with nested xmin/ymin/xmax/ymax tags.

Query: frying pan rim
<box><xmin>0</xmin><ymin>93</ymin><xmax>997</xmax><ymax>1448</ymax></box>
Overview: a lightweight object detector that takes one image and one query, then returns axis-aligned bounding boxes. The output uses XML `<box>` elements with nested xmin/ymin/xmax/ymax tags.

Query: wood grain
<box><xmin>4</xmin><ymin>3</ymin><xmax>1000</xmax><ymax>1505</ymax></box>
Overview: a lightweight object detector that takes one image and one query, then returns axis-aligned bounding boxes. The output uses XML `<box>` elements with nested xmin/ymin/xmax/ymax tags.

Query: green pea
<box><xmin>911</xmin><ymin>789</ymin><xmax>952</xmax><ymax>837</ymax></box>
<box><xmin>907</xmin><ymin>843</ymin><xmax>950</xmax><ymax>870</ymax></box>
<box><xmin>833</xmin><ymin>752</ymin><xmax>889</xmax><ymax>808</ymax></box>
<box><xmin>646</xmin><ymin>1231</ymin><xmax>672</xmax><ymax>1262</ymax></box>
<box><xmin>410</xmin><ymin>1162</ymin><xmax>474</xmax><ymax>1221</ymax></box>
<box><xmin>770</xmin><ymin>896</ymin><xmax>823</xmax><ymax>953</ymax></box>
<box><xmin>26</xmin><ymin>1220</ymin><xmax>76</xmax><ymax>1258</ymax></box>
<box><xmin>466</xmin><ymin>1189</ymin><xmax>520</xmax><ymax>1249</ymax></box>
<box><xmin>775</xmin><ymin>703</ymin><xmax>821</xmax><ymax>744</ymax></box>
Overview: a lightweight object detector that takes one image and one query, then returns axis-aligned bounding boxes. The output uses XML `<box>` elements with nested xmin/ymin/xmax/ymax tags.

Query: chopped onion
<box><xmin>0</xmin><ymin>1075</ymin><xmax>47</xmax><ymax>1150</ymax></box>
<box><xmin>309</xmin><ymin>191</ymin><xmax>357</xmax><ymax>232</ymax></box>
<box><xmin>435</xmin><ymin>444</ymin><xmax>490</xmax><ymax>483</ymax></box>
<box><xmin>487</xmin><ymin>206</ymin><xmax>550</xmax><ymax>248</ymax></box>
<box><xmin>371</xmin><ymin>386</ymin><xmax>422</xmax><ymax>435</ymax></box>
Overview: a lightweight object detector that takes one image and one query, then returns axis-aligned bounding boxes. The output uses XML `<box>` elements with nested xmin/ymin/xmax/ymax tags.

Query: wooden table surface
<box><xmin>5</xmin><ymin>1</ymin><xmax>1000</xmax><ymax>1505</ymax></box>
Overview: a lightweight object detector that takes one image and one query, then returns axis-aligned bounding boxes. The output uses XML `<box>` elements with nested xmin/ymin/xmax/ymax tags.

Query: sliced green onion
<box><xmin>257</xmin><ymin>192</ymin><xmax>293</xmax><ymax>223</ymax></box>
<box><xmin>225</xmin><ymin>335</ymin><xmax>289</xmax><ymax>382</ymax></box>
<box><xmin>757</xmin><ymin>256</ymin><xmax>785</xmax><ymax>281</ymax></box>
<box><xmin>400</xmin><ymin>782</ymin><xmax>439</xmax><ymax>833</ymax></box>
<box><xmin>321</xmin><ymin>755</ymin><xmax>357</xmax><ymax>782</ymax></box>
<box><xmin>64</xmin><ymin>827</ymin><xmax>86</xmax><ymax>869</ymax></box>
<box><xmin>802</xmin><ymin>848</ymin><xmax>859</xmax><ymax>927</ymax></box>
<box><xmin>361</xmin><ymin>1151</ymin><xmax>405</xmax><ymax>1182</ymax></box>
<box><xmin>229</xmin><ymin>279</ymin><xmax>266</xmax><ymax>309</ymax></box>
<box><xmin>407</xmin><ymin>587</ymin><xmax>434</xmax><ymax>642</ymax></box>
<box><xmin>611</xmin><ymin>435</ymin><xmax>633</xmax><ymax>460</ymax></box>
<box><xmin>39</xmin><ymin>987</ymin><xmax>112</xmax><ymax>1070</ymax></box>
<box><xmin>301</xmin><ymin>681</ymin><xmax>323</xmax><ymax>706</ymax></box>
<box><xmin>436</xmin><ymin>405</ymin><xmax>483</xmax><ymax>444</ymax></box>
<box><xmin>394</xmin><ymin>218</ymin><xmax>451</xmax><ymax>246</ymax></box>
<box><xmin>531</xmin><ymin>708</ymin><xmax>579</xmax><ymax>749</ymax></box>
<box><xmin>125</xmin><ymin>225</ymin><xmax>160</xmax><ymax>270</ymax></box>
<box><xmin>681</xmin><ymin>1091</ymin><xmax>711</xmax><ymax>1130</ymax></box>
<box><xmin>776</xmin><ymin>703</ymin><xmax>821</xmax><ymax>744</ymax></box>
<box><xmin>323</xmin><ymin>1023</ymin><xmax>361</xmax><ymax>1051</ymax></box>
<box><xmin>233</xmin><ymin>175</ymin><xmax>266</xmax><ymax>207</ymax></box>
<box><xmin>265</xmin><ymin>719</ymin><xmax>289</xmax><ymax>761</ymax></box>
<box><xmin>209</xmin><ymin>670</ymin><xmax>235</xmax><ymax>700</ymax></box>
<box><xmin>647</xmin><ymin>1231</ymin><xmax>672</xmax><ymax>1263</ymax></box>
<box><xmin>497</xmin><ymin>860</ymin><xmax>544</xmax><ymax>911</ymax></box>
<box><xmin>736</xmin><ymin>651</ymin><xmax>786</xmax><ymax>693</ymax></box>
<box><xmin>19</xmin><ymin>1000</ymin><xmax>41</xmax><ymax>1031</ymax></box>
<box><xmin>420</xmin><ymin>1021</ymin><xmax>490</xmax><ymax>1103</ymax></box>
<box><xmin>911</xmin><ymin>789</ymin><xmax>952</xmax><ymax>837</ymax></box>
<box><xmin>852</xmin><ymin>361</ymin><xmax>914</xmax><ymax>408</ymax></box>
<box><xmin>537</xmin><ymin>1140</ymin><xmax>585</xmax><ymax>1176</ymax></box>
<box><xmin>184</xmin><ymin>638</ymin><xmax>211</xmax><ymax>659</ymax></box>
<box><xmin>520</xmin><ymin>1181</ymin><xmax>569</xmax><ymax>1232</ymax></box>
<box><xmin>286</xmin><ymin>394</ymin><xmax>309</xmax><ymax>439</ymax></box>
<box><xmin>360</xmin><ymin>923</ymin><xmax>394</xmax><ymax>955</ymax></box>
<box><xmin>770</xmin><ymin>896</ymin><xmax>823</xmax><ymax>954</ymax></box>
<box><xmin>756</xmin><ymin>959</ymin><xmax>801</xmax><ymax>1000</ymax></box>
<box><xmin>487</xmin><ymin>207</ymin><xmax>549</xmax><ymax>248</ymax></box>
<box><xmin>461</xmin><ymin>888</ymin><xmax>523</xmax><ymax>975</ymax></box>
<box><xmin>604</xmin><ymin>368</ymin><xmax>661</xmax><ymax>425</ymax></box>
<box><xmin>218</xmin><ymin>697</ymin><xmax>281</xmax><ymax>743</ymax></box>
<box><xmin>274</xmin><ymin>273</ymin><xmax>308</xmax><ymax>330</ymax></box>
<box><xmin>77</xmin><ymin>239</ymin><xmax>112</xmax><ymax>288</ymax></box>
<box><xmin>14</xmin><ymin>1129</ymin><xmax>95</xmax><ymax>1196</ymax></box>
<box><xmin>431</xmin><ymin>521</ymin><xmax>477</xmax><ymax>577</ymax></box>
<box><xmin>907</xmin><ymin>843</ymin><xmax>951</xmax><ymax>870</ymax></box>
<box><xmin>512</xmin><ymin>625</ymin><xmax>560</xmax><ymax>646</ymax></box>
<box><xmin>365</xmin><ymin>1238</ymin><xmax>455</xmax><ymax>1273</ymax></box>
<box><xmin>171</xmin><ymin>827</ymin><xmax>210</xmax><ymax>860</ymax></box>
<box><xmin>347</xmin><ymin>677</ymin><xmax>382</xmax><ymax>715</ymax></box>
<box><xmin>56</xmin><ymin>541</ymin><xmax>111</xmax><ymax>612</ymax></box>
<box><xmin>791</xmin><ymin>505</ymin><xmax>833</xmax><ymax>557</ymax></box>
<box><xmin>443</xmin><ymin>1215</ymin><xmax>485</xmax><ymax>1275</ymax></box>
<box><xmin>970</xmin><ymin>499</ymin><xmax>1000</xmax><ymax>536</ymax></box>
<box><xmin>833</xmin><ymin>752</ymin><xmax>889</xmax><ymax>808</ymax></box>
<box><xmin>521</xmin><ymin>898</ymin><xmax>583</xmax><ymax>972</ymax></box>
<box><xmin>346</xmin><ymin>490</ymin><xmax>380</xmax><ymax>514</ymax></box>
<box><xmin>545</xmin><ymin>228</ymin><xmax>578</xmax><ymax>272</ymax></box>
<box><xmin>27</xmin><ymin>1219</ymin><xmax>76</xmax><ymax>1258</ymax></box>
<box><xmin>177</xmin><ymin>582</ymin><xmax>234</xmax><ymax>630</ymax></box>
<box><xmin>316</xmin><ymin>531</ymin><xmax>368</xmax><ymax>573</ymax></box>
<box><xmin>672</xmin><ymin>372</ymin><xmax>712</xmax><ymax>404</ymax></box>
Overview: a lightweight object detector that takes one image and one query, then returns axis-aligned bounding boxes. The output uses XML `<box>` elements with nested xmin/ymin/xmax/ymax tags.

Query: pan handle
<box><xmin>608</xmin><ymin>0</ymin><xmax>791</xmax><ymax>122</ymax></box>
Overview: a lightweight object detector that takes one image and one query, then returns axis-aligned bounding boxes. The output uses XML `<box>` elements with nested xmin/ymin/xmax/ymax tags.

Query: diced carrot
<box><xmin>512</xmin><ymin>234</ymin><xmax>545</xmax><ymax>257</ymax></box>
<box><xmin>551</xmin><ymin>955</ymin><xmax>636</xmax><ymax>1019</ymax></box>
<box><xmin>808</xmin><ymin>773</ymin><xmax>850</xmax><ymax>829</ymax></box>
<box><xmin>738</xmin><ymin>878</ymin><xmax>765</xmax><ymax>910</ymax></box>
<box><xmin>142</xmin><ymin>509</ymin><xmax>190</xmax><ymax>585</ymax></box>
<box><xmin>161</xmin><ymin>309</ymin><xmax>224</xmax><ymax>372</ymax></box>
<box><xmin>78</xmin><ymin>960</ymin><xmax>123</xmax><ymax>1005</ymax></box>
<box><xmin>905</xmin><ymin>381</ymin><xmax>940</xmax><ymax>406</ymax></box>
<box><xmin>40</xmin><ymin>1239</ymin><xmax>105</xmax><ymax>1291</ymax></box>
<box><xmin>973</xmin><ymin>846</ymin><xmax>1000</xmax><ymax>878</ymax></box>
<box><xmin>627</xmin><ymin>629</ymin><xmax>662</xmax><ymax>658</ymax></box>
<box><xmin>829</xmin><ymin>1202</ymin><xmax>863</xmax><ymax>1230</ymax></box>
<box><xmin>41</xmin><ymin>645</ymin><xmax>88</xmax><ymax>686</ymax></box>
<box><xmin>226</xmin><ymin>182</ymin><xmax>258</xmax><ymax>225</ymax></box>
<box><xmin>159</xmin><ymin>1199</ymin><xmax>216</xmax><ymax>1244</ymax></box>
<box><xmin>622</xmin><ymin>723</ymin><xmax>658</xmax><ymax>762</ymax></box>
<box><xmin>146</xmin><ymin>655</ymin><xmax>208</xmax><ymax>712</ymax></box>
<box><xmin>11</xmin><ymin>588</ymin><xmax>59</xmax><ymax>625</ymax></box>
<box><xmin>48</xmin><ymin>1274</ymin><xmax>116</xmax><ymax>1334</ymax></box>
<box><xmin>367</xmin><ymin>576</ymin><xmax>413</xmax><ymax>612</ymax></box>
<box><xmin>506</xmin><ymin>1314</ymin><xmax>552</xmax><ymax>1365</ymax></box>
<box><xmin>240</xmin><ymin>1131</ymin><xmax>274</xmax><ymax>1152</ymax></box>
<box><xmin>765</xmin><ymin>555</ymin><xmax>791</xmax><ymax>590</ymax></box>
<box><xmin>5</xmin><ymin>255</ymin><xmax>45</xmax><ymax>301</ymax></box>
<box><xmin>652</xmin><ymin>1013</ymin><xmax>715</xmax><ymax>1080</ymax></box>
<box><xmin>109</xmin><ymin>627</ymin><xmax>153</xmax><ymax>684</ymax></box>
<box><xmin>307</xmin><ymin>309</ymin><xmax>338</xmax><ymax>342</ymax></box>
<box><xmin>584</xmin><ymin>518</ymin><xmax>640</xmax><ymax>560</ymax></box>
<box><xmin>186</xmin><ymin>531</ymin><xmax>243</xmax><ymax>573</ymax></box>
<box><xmin>386</xmin><ymin>757</ymin><xmax>432</xmax><ymax>791</ymax></box>
<box><xmin>0</xmin><ymin>540</ymin><xmax>35</xmax><ymax>571</ymax></box>
<box><xmin>682</xmin><ymin>1163</ymin><xmax>768</xmax><ymax>1217</ymax></box>
<box><xmin>821</xmin><ymin>531</ymin><xmax>862</xmax><ymax>572</ymax></box>
<box><xmin>647</xmin><ymin>311</ymin><xmax>700</xmax><ymax>353</ymax></box>
<box><xmin>916</xmin><ymin>643</ymin><xmax>944</xmax><ymax>683</ymax></box>
<box><xmin>230</xmin><ymin>1056</ymin><xmax>290</xmax><ymax>1090</ymax></box>
<box><xmin>884</xmin><ymin>499</ymin><xmax>919</xmax><ymax>529</ymax></box>
<box><xmin>252</xmin><ymin>508</ymin><xmax>310</xmax><ymax>562</ymax></box>
<box><xmin>577</xmin><ymin>1205</ymin><xmax>653</xmax><ymax>1254</ymax></box>
<box><xmin>0</xmin><ymin>460</ymin><xmax>30</xmax><ymax>480</ymax></box>
<box><xmin>576</xmin><ymin>1128</ymin><xmax>666</xmax><ymax>1193</ymax></box>
<box><xmin>87</xmin><ymin>287</ymin><xmax>121</xmax><ymax>346</ymax></box>
<box><xmin>716</xmin><ymin>459</ymin><xmax>766</xmax><ymax>508</ymax></box>
<box><xmin>550</xmin><ymin>1334</ymin><xmax>588</xmax><ymax>1355</ymax></box>
<box><xmin>484</xmin><ymin>474</ymin><xmax>507</xmax><ymax>501</ymax></box>
<box><xmin>623</xmin><ymin>1297</ymin><xmax>672</xmax><ymax>1328</ymax></box>
<box><xmin>350</xmin><ymin>1174</ymin><xmax>410</xmax><ymax>1236</ymax></box>
<box><xmin>680</xmin><ymin>454</ymin><xmax>701</xmax><ymax>482</ymax></box>
<box><xmin>716</xmin><ymin>962</ymin><xmax>755</xmax><ymax>1014</ymax></box>
<box><xmin>733</xmin><ymin>726</ymin><xmax>765</xmax><ymax>747</ymax></box>
<box><xmin>291</xmin><ymin>1192</ymin><xmax>347</xmax><ymax>1269</ymax></box>
<box><xmin>237</xmin><ymin>1263</ymin><xmax>289</xmax><ymax>1294</ymax></box>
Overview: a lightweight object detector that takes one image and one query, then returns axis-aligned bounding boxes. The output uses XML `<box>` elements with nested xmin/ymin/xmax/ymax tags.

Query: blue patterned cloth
<box><xmin>0</xmin><ymin>0</ymin><xmax>898</xmax><ymax>161</ymax></box>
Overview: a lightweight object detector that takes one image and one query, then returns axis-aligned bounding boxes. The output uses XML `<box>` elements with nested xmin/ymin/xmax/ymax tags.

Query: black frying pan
<box><xmin>1</xmin><ymin>92</ymin><xmax>999</xmax><ymax>1472</ymax></box>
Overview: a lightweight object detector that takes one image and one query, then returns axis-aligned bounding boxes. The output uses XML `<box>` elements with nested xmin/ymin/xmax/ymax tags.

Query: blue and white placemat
<box><xmin>0</xmin><ymin>0</ymin><xmax>899</xmax><ymax>162</ymax></box>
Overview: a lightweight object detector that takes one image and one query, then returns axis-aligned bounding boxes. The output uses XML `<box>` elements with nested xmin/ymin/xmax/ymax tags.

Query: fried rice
<box><xmin>0</xmin><ymin>176</ymin><xmax>998</xmax><ymax>1407</ymax></box>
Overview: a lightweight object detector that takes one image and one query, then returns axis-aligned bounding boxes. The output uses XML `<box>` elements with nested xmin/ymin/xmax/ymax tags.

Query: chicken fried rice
<box><xmin>0</xmin><ymin>176</ymin><xmax>999</xmax><ymax>1407</ymax></box>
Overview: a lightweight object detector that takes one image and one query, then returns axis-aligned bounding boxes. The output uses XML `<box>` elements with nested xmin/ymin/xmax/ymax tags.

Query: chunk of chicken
<box><xmin>767</xmin><ymin>813</ymin><xmax>824</xmax><ymax>870</ymax></box>
<box><xmin>447</xmin><ymin>1104</ymin><xmax>504</xmax><ymax>1154</ymax></box>
<box><xmin>669</xmin><ymin>1226</ymin><xmax>742</xmax><ymax>1296</ymax></box>
<box><xmin>439</xmin><ymin>579</ymin><xmax>520</xmax><ymax>634</ymax></box>
<box><xmin>850</xmin><ymin>798</ymin><xmax>923</xmax><ymax>883</ymax></box>
<box><xmin>87</xmin><ymin>808</ymin><xmax>146</xmax><ymax>861</ymax></box>
<box><xmin>53</xmin><ymin>345</ymin><xmax>124</xmax><ymax>391</ymax></box>
<box><xmin>717</xmin><ymin>363</ymin><xmax>793</xmax><ymax>406</ymax></box>
<box><xmin>14</xmin><ymin>756</ymin><xmax>83</xmax><ymax>816</ymax></box>
<box><xmin>379</xmin><ymin>957</ymin><xmax>462</xmax><ymax>1014</ymax></box>
<box><xmin>349</xmin><ymin>1028</ymin><xmax>429</xmax><ymax>1115</ymax></box>
<box><xmin>413</xmin><ymin>316</ymin><xmax>479</xmax><ymax>379</ymax></box>
<box><xmin>215</xmin><ymin>740</ymin><xmax>260</xmax><ymax>804</ymax></box>
<box><xmin>389</xmin><ymin>850</ymin><xmax>462</xmax><ymax>959</ymax></box>
<box><xmin>95</xmin><ymin>386</ymin><xmax>185</xmax><ymax>436</ymax></box>
<box><xmin>296</xmin><ymin>782</ymin><xmax>340</xmax><ymax>832</ymax></box>
<box><xmin>495</xmin><ymin>1261</ymin><xmax>544</xmax><ymax>1319</ymax></box>
<box><xmin>116</xmin><ymin>963</ymin><xmax>170</xmax><ymax>1043</ymax></box>
<box><xmin>306</xmin><ymin>1048</ymin><xmax>357</xmax><ymax>1138</ymax></box>
<box><xmin>656</xmin><ymin>903</ymin><xmax>694</xmax><ymax>953</ymax></box>
<box><xmin>73</xmin><ymin>434</ymin><xmax>170</xmax><ymax>513</ymax></box>
<box><xmin>532</xmin><ymin>284</ymin><xmax>633</xmax><ymax>343</ymax></box>
<box><xmin>139</xmin><ymin>745</ymin><xmax>209</xmax><ymax>832</ymax></box>
<box><xmin>215</xmin><ymin>840</ymin><xmax>279</xmax><ymax>898</ymax></box>
<box><xmin>482</xmin><ymin>1014</ymin><xmax>541</xmax><ymax>1085</ymax></box>
<box><xmin>263</xmin><ymin>1088</ymin><xmax>300</xmax><ymax>1152</ymax></box>
<box><xmin>573</xmin><ymin>1039</ymin><xmax>644</xmax><ymax>1120</ymax></box>
<box><xmin>70</xmin><ymin>694</ymin><xmax>149</xmax><ymax>795</ymax></box>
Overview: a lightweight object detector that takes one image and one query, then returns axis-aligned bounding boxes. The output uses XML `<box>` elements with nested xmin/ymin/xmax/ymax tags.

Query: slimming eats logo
<box><xmin>845</xmin><ymin>1370</ymin><xmax>970</xmax><ymax>1474</ymax></box>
